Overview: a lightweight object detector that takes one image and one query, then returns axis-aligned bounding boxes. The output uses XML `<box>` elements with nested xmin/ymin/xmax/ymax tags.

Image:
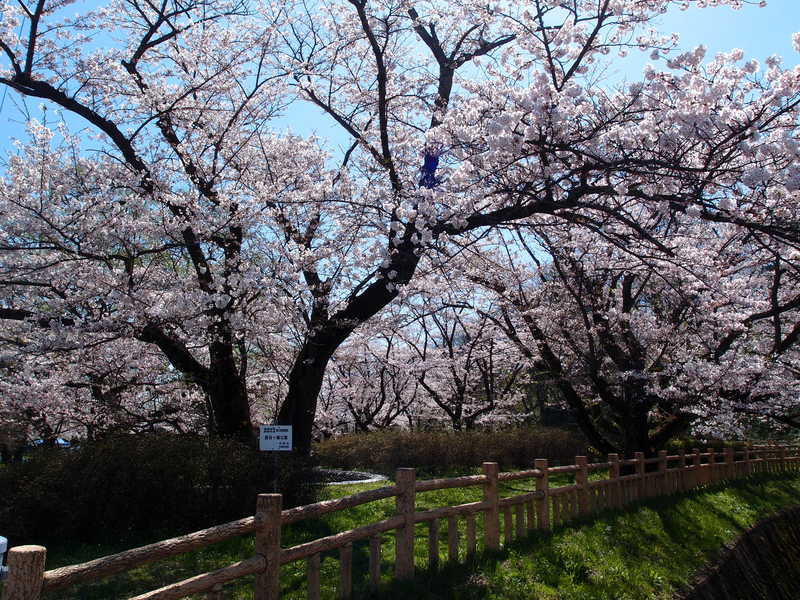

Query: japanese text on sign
<box><xmin>259</xmin><ymin>425</ymin><xmax>293</xmax><ymax>451</ymax></box>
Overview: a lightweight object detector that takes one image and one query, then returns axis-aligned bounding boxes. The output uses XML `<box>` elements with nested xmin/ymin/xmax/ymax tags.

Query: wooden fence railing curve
<box><xmin>3</xmin><ymin>444</ymin><xmax>797</xmax><ymax>600</ymax></box>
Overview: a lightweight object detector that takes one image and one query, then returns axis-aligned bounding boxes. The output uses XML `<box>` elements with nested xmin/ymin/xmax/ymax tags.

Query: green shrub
<box><xmin>665</xmin><ymin>438</ymin><xmax>751</xmax><ymax>454</ymax></box>
<box><xmin>314</xmin><ymin>426</ymin><xmax>589</xmax><ymax>476</ymax></box>
<box><xmin>0</xmin><ymin>433</ymin><xmax>320</xmax><ymax>546</ymax></box>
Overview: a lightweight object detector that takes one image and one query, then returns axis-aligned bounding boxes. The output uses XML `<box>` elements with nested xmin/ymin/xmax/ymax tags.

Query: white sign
<box><xmin>260</xmin><ymin>425</ymin><xmax>293</xmax><ymax>451</ymax></box>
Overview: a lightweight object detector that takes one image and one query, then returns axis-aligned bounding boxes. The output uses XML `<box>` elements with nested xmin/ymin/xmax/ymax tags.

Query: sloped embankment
<box><xmin>680</xmin><ymin>506</ymin><xmax>800</xmax><ymax>600</ymax></box>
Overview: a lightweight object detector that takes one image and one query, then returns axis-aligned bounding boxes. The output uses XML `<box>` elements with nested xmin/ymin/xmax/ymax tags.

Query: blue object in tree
<box><xmin>418</xmin><ymin>150</ymin><xmax>442</xmax><ymax>189</ymax></box>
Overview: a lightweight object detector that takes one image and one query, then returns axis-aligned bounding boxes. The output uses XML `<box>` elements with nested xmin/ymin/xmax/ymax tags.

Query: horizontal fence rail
<box><xmin>3</xmin><ymin>444</ymin><xmax>799</xmax><ymax>600</ymax></box>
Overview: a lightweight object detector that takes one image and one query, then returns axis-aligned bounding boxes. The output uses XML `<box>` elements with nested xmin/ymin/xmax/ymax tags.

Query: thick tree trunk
<box><xmin>276</xmin><ymin>333</ymin><xmax>340</xmax><ymax>454</ymax></box>
<box><xmin>206</xmin><ymin>341</ymin><xmax>253</xmax><ymax>441</ymax></box>
<box><xmin>536</xmin><ymin>385</ymin><xmax>547</xmax><ymax>426</ymax></box>
<box><xmin>138</xmin><ymin>324</ymin><xmax>253</xmax><ymax>439</ymax></box>
<box><xmin>206</xmin><ymin>377</ymin><xmax>251</xmax><ymax>440</ymax></box>
<box><xmin>276</xmin><ymin>237</ymin><xmax>424</xmax><ymax>453</ymax></box>
<box><xmin>612</xmin><ymin>403</ymin><xmax>658</xmax><ymax>474</ymax></box>
<box><xmin>450</xmin><ymin>403</ymin><xmax>464</xmax><ymax>431</ymax></box>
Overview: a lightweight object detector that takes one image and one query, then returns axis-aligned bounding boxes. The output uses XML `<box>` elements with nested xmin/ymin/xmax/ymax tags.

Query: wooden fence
<box><xmin>3</xmin><ymin>445</ymin><xmax>798</xmax><ymax>600</ymax></box>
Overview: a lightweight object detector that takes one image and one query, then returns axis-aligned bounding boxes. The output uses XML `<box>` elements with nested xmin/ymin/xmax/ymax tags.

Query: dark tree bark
<box><xmin>277</xmin><ymin>338</ymin><xmax>338</xmax><ymax>454</ymax></box>
<box><xmin>139</xmin><ymin>324</ymin><xmax>253</xmax><ymax>440</ymax></box>
<box><xmin>207</xmin><ymin>341</ymin><xmax>252</xmax><ymax>439</ymax></box>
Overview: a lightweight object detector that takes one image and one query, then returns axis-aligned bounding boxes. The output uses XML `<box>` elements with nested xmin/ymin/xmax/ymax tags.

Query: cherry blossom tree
<box><xmin>396</xmin><ymin>300</ymin><xmax>526</xmax><ymax>430</ymax></box>
<box><xmin>317</xmin><ymin>331</ymin><xmax>421</xmax><ymax>434</ymax></box>
<box><xmin>455</xmin><ymin>212</ymin><xmax>800</xmax><ymax>456</ymax></box>
<box><xmin>2</xmin><ymin>0</ymin><xmax>799</xmax><ymax>452</ymax></box>
<box><xmin>0</xmin><ymin>332</ymin><xmax>207</xmax><ymax>442</ymax></box>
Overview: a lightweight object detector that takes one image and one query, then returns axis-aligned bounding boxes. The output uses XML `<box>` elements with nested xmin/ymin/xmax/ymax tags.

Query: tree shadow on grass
<box><xmin>41</xmin><ymin>517</ymin><xmax>343</xmax><ymax>600</ymax></box>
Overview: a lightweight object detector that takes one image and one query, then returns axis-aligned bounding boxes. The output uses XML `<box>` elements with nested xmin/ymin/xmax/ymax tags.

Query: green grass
<box><xmin>27</xmin><ymin>472</ymin><xmax>800</xmax><ymax>599</ymax></box>
<box><xmin>385</xmin><ymin>473</ymin><xmax>800</xmax><ymax>600</ymax></box>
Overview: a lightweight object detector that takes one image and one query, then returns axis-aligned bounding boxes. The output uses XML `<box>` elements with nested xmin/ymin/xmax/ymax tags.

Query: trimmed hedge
<box><xmin>314</xmin><ymin>426</ymin><xmax>589</xmax><ymax>476</ymax></box>
<box><xmin>0</xmin><ymin>433</ymin><xmax>320</xmax><ymax>546</ymax></box>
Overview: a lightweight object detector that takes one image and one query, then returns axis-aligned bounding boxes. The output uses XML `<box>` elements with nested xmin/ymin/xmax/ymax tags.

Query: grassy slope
<box><xmin>32</xmin><ymin>472</ymin><xmax>800</xmax><ymax>599</ymax></box>
<box><xmin>388</xmin><ymin>474</ymin><xmax>800</xmax><ymax>600</ymax></box>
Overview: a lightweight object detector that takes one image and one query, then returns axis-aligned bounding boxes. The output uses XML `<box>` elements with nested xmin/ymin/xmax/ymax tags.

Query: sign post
<box><xmin>259</xmin><ymin>425</ymin><xmax>293</xmax><ymax>492</ymax></box>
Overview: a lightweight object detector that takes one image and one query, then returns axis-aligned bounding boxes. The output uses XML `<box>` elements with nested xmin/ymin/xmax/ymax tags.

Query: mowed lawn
<box><xmin>27</xmin><ymin>471</ymin><xmax>800</xmax><ymax>600</ymax></box>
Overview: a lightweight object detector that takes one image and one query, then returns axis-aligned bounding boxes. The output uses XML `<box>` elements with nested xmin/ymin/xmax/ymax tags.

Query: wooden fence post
<box><xmin>576</xmin><ymin>456</ymin><xmax>589</xmax><ymax>515</ymax></box>
<box><xmin>483</xmin><ymin>462</ymin><xmax>500</xmax><ymax>550</ymax></box>
<box><xmin>466</xmin><ymin>514</ymin><xmax>477</xmax><ymax>555</ymax></box>
<box><xmin>534</xmin><ymin>459</ymin><xmax>550</xmax><ymax>530</ymax></box>
<box><xmin>515</xmin><ymin>503</ymin><xmax>526</xmax><ymax>538</ymax></box>
<box><xmin>395</xmin><ymin>468</ymin><xmax>416</xmax><ymax>580</ymax></box>
<box><xmin>786</xmin><ymin>446</ymin><xmax>791</xmax><ymax>471</ymax></box>
<box><xmin>369</xmin><ymin>536</ymin><xmax>381</xmax><ymax>592</ymax></box>
<box><xmin>678</xmin><ymin>449</ymin><xmax>686</xmax><ymax>492</ymax></box>
<box><xmin>692</xmin><ymin>448</ymin><xmax>701</xmax><ymax>489</ymax></box>
<box><xmin>707</xmin><ymin>447</ymin><xmax>716</xmax><ymax>484</ymax></box>
<box><xmin>725</xmin><ymin>447</ymin><xmax>735</xmax><ymax>480</ymax></box>
<box><xmin>339</xmin><ymin>543</ymin><xmax>353</xmax><ymax>599</ymax></box>
<box><xmin>738</xmin><ymin>447</ymin><xmax>743</xmax><ymax>478</ymax></box>
<box><xmin>608</xmin><ymin>454</ymin><xmax>620</xmax><ymax>508</ymax></box>
<box><xmin>741</xmin><ymin>446</ymin><xmax>748</xmax><ymax>478</ymax></box>
<box><xmin>657</xmin><ymin>450</ymin><xmax>667</xmax><ymax>496</ymax></box>
<box><xmin>255</xmin><ymin>494</ymin><xmax>282</xmax><ymax>600</ymax></box>
<box><xmin>634</xmin><ymin>452</ymin><xmax>645</xmax><ymax>500</ymax></box>
<box><xmin>2</xmin><ymin>545</ymin><xmax>46</xmax><ymax>600</ymax></box>
<box><xmin>503</xmin><ymin>508</ymin><xmax>513</xmax><ymax>544</ymax></box>
<box><xmin>427</xmin><ymin>520</ymin><xmax>439</xmax><ymax>571</ymax></box>
<box><xmin>526</xmin><ymin>494</ymin><xmax>536</xmax><ymax>533</ymax></box>
<box><xmin>307</xmin><ymin>554</ymin><xmax>321</xmax><ymax>600</ymax></box>
<box><xmin>447</xmin><ymin>516</ymin><xmax>459</xmax><ymax>562</ymax></box>
<box><xmin>745</xmin><ymin>444</ymin><xmax>753</xmax><ymax>476</ymax></box>
<box><xmin>689</xmin><ymin>448</ymin><xmax>700</xmax><ymax>488</ymax></box>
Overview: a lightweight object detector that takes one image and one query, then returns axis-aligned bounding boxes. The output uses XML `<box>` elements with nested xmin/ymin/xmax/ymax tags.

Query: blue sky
<box><xmin>625</xmin><ymin>0</ymin><xmax>800</xmax><ymax>76</ymax></box>
<box><xmin>1</xmin><ymin>0</ymin><xmax>799</xmax><ymax>158</ymax></box>
<box><xmin>281</xmin><ymin>0</ymin><xmax>800</xmax><ymax>146</ymax></box>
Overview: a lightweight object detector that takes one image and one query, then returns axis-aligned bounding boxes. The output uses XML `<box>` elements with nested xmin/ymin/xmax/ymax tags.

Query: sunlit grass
<box><xmin>383</xmin><ymin>474</ymin><xmax>800</xmax><ymax>600</ymax></box>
